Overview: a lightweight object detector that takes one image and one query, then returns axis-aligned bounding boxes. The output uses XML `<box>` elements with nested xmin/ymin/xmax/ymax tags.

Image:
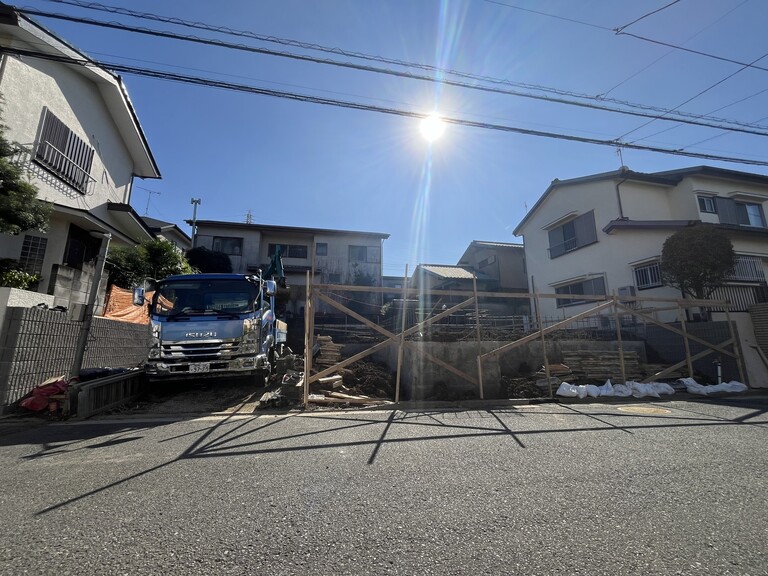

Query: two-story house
<box><xmin>142</xmin><ymin>216</ymin><xmax>192</xmax><ymax>254</ymax></box>
<box><xmin>192</xmin><ymin>220</ymin><xmax>389</xmax><ymax>318</ymax></box>
<box><xmin>0</xmin><ymin>6</ymin><xmax>160</xmax><ymax>307</ymax></box>
<box><xmin>514</xmin><ymin>166</ymin><xmax>768</xmax><ymax>320</ymax></box>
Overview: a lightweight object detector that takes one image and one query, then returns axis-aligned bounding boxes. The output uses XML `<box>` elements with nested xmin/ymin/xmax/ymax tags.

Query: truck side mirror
<box><xmin>132</xmin><ymin>286</ymin><xmax>146</xmax><ymax>306</ymax></box>
<box><xmin>264</xmin><ymin>280</ymin><xmax>277</xmax><ymax>296</ymax></box>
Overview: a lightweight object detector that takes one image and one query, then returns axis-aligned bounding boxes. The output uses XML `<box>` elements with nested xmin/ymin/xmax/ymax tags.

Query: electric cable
<box><xmin>17</xmin><ymin>6</ymin><xmax>768</xmax><ymax>136</ymax></box>
<box><xmin>599</xmin><ymin>0</ymin><xmax>749</xmax><ymax>98</ymax></box>
<box><xmin>40</xmin><ymin>0</ymin><xmax>767</xmax><ymax>132</ymax></box>
<box><xmin>5</xmin><ymin>45</ymin><xmax>768</xmax><ymax>166</ymax></box>
<box><xmin>614</xmin><ymin>0</ymin><xmax>682</xmax><ymax>33</ymax></box>
<box><xmin>619</xmin><ymin>48</ymin><xmax>768</xmax><ymax>142</ymax></box>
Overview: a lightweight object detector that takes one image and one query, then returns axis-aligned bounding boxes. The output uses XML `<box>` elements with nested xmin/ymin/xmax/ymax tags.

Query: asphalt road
<box><xmin>0</xmin><ymin>397</ymin><xmax>766</xmax><ymax>575</ymax></box>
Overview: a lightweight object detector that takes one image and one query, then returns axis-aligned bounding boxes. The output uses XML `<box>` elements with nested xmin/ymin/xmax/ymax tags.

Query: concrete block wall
<box><xmin>0</xmin><ymin>306</ymin><xmax>149</xmax><ymax>407</ymax></box>
<box><xmin>643</xmin><ymin>321</ymin><xmax>740</xmax><ymax>383</ymax></box>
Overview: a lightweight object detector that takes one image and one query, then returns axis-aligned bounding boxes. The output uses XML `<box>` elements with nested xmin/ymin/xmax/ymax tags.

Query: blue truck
<box><xmin>133</xmin><ymin>273</ymin><xmax>287</xmax><ymax>385</ymax></box>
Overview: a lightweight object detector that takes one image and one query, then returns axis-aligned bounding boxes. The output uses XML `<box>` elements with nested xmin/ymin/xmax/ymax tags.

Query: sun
<box><xmin>419</xmin><ymin>113</ymin><xmax>446</xmax><ymax>142</ymax></box>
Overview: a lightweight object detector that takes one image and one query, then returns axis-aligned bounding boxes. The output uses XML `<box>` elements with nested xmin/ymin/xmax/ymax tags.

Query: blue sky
<box><xmin>17</xmin><ymin>0</ymin><xmax>768</xmax><ymax>277</ymax></box>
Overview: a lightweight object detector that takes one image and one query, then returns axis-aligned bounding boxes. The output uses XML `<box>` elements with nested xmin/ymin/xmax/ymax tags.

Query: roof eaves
<box><xmin>513</xmin><ymin>168</ymin><xmax>680</xmax><ymax>236</ymax></box>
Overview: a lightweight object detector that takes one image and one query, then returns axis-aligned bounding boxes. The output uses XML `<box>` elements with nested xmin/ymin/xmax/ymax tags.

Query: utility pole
<box><xmin>191</xmin><ymin>198</ymin><xmax>201</xmax><ymax>247</ymax></box>
<box><xmin>245</xmin><ymin>209</ymin><xmax>253</xmax><ymax>224</ymax></box>
<box><xmin>71</xmin><ymin>232</ymin><xmax>111</xmax><ymax>380</ymax></box>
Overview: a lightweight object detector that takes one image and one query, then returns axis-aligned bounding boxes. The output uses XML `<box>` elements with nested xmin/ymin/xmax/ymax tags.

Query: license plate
<box><xmin>189</xmin><ymin>362</ymin><xmax>210</xmax><ymax>373</ymax></box>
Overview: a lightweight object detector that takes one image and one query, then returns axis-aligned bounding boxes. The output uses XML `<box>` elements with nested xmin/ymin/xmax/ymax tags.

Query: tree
<box><xmin>186</xmin><ymin>246</ymin><xmax>233</xmax><ymax>273</ymax></box>
<box><xmin>661</xmin><ymin>225</ymin><xmax>736</xmax><ymax>301</ymax></box>
<box><xmin>108</xmin><ymin>239</ymin><xmax>194</xmax><ymax>288</ymax></box>
<box><xmin>0</xmin><ymin>121</ymin><xmax>52</xmax><ymax>234</ymax></box>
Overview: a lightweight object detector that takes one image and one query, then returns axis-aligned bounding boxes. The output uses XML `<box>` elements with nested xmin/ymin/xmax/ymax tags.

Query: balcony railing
<box><xmin>35</xmin><ymin>141</ymin><xmax>96</xmax><ymax>194</ymax></box>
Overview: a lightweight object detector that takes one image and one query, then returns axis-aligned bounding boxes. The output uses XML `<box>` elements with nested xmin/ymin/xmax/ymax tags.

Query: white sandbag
<box><xmin>629</xmin><ymin>381</ymin><xmax>660</xmax><ymax>398</ymax></box>
<box><xmin>722</xmin><ymin>381</ymin><xmax>748</xmax><ymax>393</ymax></box>
<box><xmin>576</xmin><ymin>385</ymin><xmax>588</xmax><ymax>399</ymax></box>
<box><xmin>598</xmin><ymin>379</ymin><xmax>614</xmax><ymax>396</ymax></box>
<box><xmin>683</xmin><ymin>379</ymin><xmax>709</xmax><ymax>394</ymax></box>
<box><xmin>613</xmin><ymin>383</ymin><xmax>632</xmax><ymax>397</ymax></box>
<box><xmin>687</xmin><ymin>380</ymin><xmax>749</xmax><ymax>395</ymax></box>
<box><xmin>556</xmin><ymin>382</ymin><xmax>579</xmax><ymax>397</ymax></box>
<box><xmin>651</xmin><ymin>382</ymin><xmax>676</xmax><ymax>395</ymax></box>
<box><xmin>585</xmin><ymin>384</ymin><xmax>601</xmax><ymax>398</ymax></box>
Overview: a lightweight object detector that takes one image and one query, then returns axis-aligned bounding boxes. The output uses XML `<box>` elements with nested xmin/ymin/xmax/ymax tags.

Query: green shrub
<box><xmin>0</xmin><ymin>269</ymin><xmax>40</xmax><ymax>289</ymax></box>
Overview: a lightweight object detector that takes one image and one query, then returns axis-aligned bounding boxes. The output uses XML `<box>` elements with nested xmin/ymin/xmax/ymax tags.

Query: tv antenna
<box><xmin>143</xmin><ymin>188</ymin><xmax>161</xmax><ymax>216</ymax></box>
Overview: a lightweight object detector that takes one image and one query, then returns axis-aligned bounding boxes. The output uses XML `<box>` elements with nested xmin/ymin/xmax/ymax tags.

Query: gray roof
<box><xmin>192</xmin><ymin>220</ymin><xmax>389</xmax><ymax>239</ymax></box>
<box><xmin>513</xmin><ymin>165</ymin><xmax>768</xmax><ymax>237</ymax></box>
<box><xmin>416</xmin><ymin>265</ymin><xmax>493</xmax><ymax>281</ymax></box>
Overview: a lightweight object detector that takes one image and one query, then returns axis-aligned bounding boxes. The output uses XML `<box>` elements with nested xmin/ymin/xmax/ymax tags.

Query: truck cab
<box><xmin>136</xmin><ymin>273</ymin><xmax>285</xmax><ymax>384</ymax></box>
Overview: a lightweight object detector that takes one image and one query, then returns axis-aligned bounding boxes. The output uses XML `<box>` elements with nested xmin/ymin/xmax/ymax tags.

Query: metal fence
<box><xmin>0</xmin><ymin>306</ymin><xmax>149</xmax><ymax>406</ymax></box>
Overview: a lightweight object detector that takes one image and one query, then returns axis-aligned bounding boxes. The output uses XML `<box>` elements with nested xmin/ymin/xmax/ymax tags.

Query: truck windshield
<box><xmin>151</xmin><ymin>279</ymin><xmax>259</xmax><ymax>318</ymax></box>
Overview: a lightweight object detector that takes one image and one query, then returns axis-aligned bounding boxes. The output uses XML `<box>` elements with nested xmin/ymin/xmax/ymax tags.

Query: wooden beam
<box><xmin>617</xmin><ymin>303</ymin><xmax>737</xmax><ymax>358</ymax></box>
<box><xmin>481</xmin><ymin>300</ymin><xmax>615</xmax><ymax>360</ymax></box>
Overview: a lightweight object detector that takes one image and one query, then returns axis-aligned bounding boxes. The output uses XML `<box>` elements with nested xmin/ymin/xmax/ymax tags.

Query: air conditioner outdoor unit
<box><xmin>617</xmin><ymin>285</ymin><xmax>636</xmax><ymax>301</ymax></box>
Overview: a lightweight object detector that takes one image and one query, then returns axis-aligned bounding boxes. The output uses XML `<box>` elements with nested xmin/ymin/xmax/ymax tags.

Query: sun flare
<box><xmin>419</xmin><ymin>113</ymin><xmax>446</xmax><ymax>142</ymax></box>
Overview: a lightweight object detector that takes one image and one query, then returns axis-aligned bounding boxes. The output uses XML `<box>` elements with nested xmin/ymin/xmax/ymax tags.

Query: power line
<box><xmin>600</xmin><ymin>0</ymin><xmax>749</xmax><ymax>98</ymax></box>
<box><xmin>623</xmin><ymin>85</ymin><xmax>768</xmax><ymax>145</ymax></box>
<box><xmin>614</xmin><ymin>0</ymin><xmax>682</xmax><ymax>33</ymax></box>
<box><xmin>18</xmin><ymin>6</ymin><xmax>768</xmax><ymax>137</ymax></box>
<box><xmin>617</xmin><ymin>30</ymin><xmax>768</xmax><ymax>74</ymax></box>
<box><xmin>5</xmin><ymin>45</ymin><xmax>768</xmax><ymax>168</ymax></box>
<box><xmin>480</xmin><ymin>0</ymin><xmax>612</xmax><ymax>31</ymax></box>
<box><xmin>620</xmin><ymin>48</ymin><xmax>768</xmax><ymax>142</ymax></box>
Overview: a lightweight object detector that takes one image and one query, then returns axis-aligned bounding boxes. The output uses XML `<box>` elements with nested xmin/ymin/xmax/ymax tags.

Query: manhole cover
<box><xmin>616</xmin><ymin>406</ymin><xmax>671</xmax><ymax>415</ymax></box>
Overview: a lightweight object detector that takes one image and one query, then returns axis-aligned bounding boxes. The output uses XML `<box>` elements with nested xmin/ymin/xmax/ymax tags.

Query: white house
<box><xmin>0</xmin><ymin>5</ymin><xmax>160</xmax><ymax>306</ymax></box>
<box><xmin>514</xmin><ymin>166</ymin><xmax>768</xmax><ymax>319</ymax></box>
<box><xmin>192</xmin><ymin>220</ymin><xmax>389</xmax><ymax>317</ymax></box>
<box><xmin>514</xmin><ymin>165</ymin><xmax>768</xmax><ymax>385</ymax></box>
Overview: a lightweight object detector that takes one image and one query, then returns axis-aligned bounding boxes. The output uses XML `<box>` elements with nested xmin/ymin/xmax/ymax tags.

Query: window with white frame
<box><xmin>212</xmin><ymin>236</ymin><xmax>243</xmax><ymax>255</ymax></box>
<box><xmin>555</xmin><ymin>276</ymin><xmax>606</xmax><ymax>307</ymax></box>
<box><xmin>547</xmin><ymin>211</ymin><xmax>598</xmax><ymax>259</ymax></box>
<box><xmin>19</xmin><ymin>235</ymin><xmax>47</xmax><ymax>275</ymax></box>
<box><xmin>268</xmin><ymin>243</ymin><xmax>308</xmax><ymax>258</ymax></box>
<box><xmin>697</xmin><ymin>196</ymin><xmax>717</xmax><ymax>214</ymax></box>
<box><xmin>633</xmin><ymin>261</ymin><xmax>662</xmax><ymax>290</ymax></box>
<box><xmin>728</xmin><ymin>255</ymin><xmax>766</xmax><ymax>282</ymax></box>
<box><xmin>349</xmin><ymin>245</ymin><xmax>381</xmax><ymax>263</ymax></box>
<box><xmin>34</xmin><ymin>107</ymin><xmax>94</xmax><ymax>194</ymax></box>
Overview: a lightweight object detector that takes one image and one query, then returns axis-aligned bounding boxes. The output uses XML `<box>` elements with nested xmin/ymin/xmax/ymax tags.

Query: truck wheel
<box><xmin>253</xmin><ymin>370</ymin><xmax>269</xmax><ymax>387</ymax></box>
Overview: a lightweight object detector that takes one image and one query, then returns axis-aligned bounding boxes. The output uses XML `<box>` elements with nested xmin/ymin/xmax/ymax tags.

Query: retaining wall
<box><xmin>0</xmin><ymin>306</ymin><xmax>149</xmax><ymax>407</ymax></box>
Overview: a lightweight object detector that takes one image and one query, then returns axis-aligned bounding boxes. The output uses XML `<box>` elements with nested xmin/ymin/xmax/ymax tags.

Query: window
<box><xmin>633</xmin><ymin>262</ymin><xmax>662</xmax><ymax>290</ymax></box>
<box><xmin>548</xmin><ymin>211</ymin><xmax>597</xmax><ymax>259</ymax></box>
<box><xmin>63</xmin><ymin>224</ymin><xmax>101</xmax><ymax>270</ymax></box>
<box><xmin>555</xmin><ymin>276</ymin><xmax>606</xmax><ymax>307</ymax></box>
<box><xmin>715</xmin><ymin>197</ymin><xmax>767</xmax><ymax>228</ymax></box>
<box><xmin>697</xmin><ymin>196</ymin><xmax>717</xmax><ymax>214</ymax></box>
<box><xmin>728</xmin><ymin>256</ymin><xmax>766</xmax><ymax>282</ymax></box>
<box><xmin>316</xmin><ymin>243</ymin><xmax>328</xmax><ymax>256</ymax></box>
<box><xmin>34</xmin><ymin>107</ymin><xmax>94</xmax><ymax>194</ymax></box>
<box><xmin>478</xmin><ymin>254</ymin><xmax>496</xmax><ymax>268</ymax></box>
<box><xmin>212</xmin><ymin>236</ymin><xmax>243</xmax><ymax>255</ymax></box>
<box><xmin>349</xmin><ymin>245</ymin><xmax>381</xmax><ymax>263</ymax></box>
<box><xmin>19</xmin><ymin>235</ymin><xmax>47</xmax><ymax>275</ymax></box>
<box><xmin>268</xmin><ymin>243</ymin><xmax>308</xmax><ymax>258</ymax></box>
<box><xmin>737</xmin><ymin>203</ymin><xmax>766</xmax><ymax>227</ymax></box>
